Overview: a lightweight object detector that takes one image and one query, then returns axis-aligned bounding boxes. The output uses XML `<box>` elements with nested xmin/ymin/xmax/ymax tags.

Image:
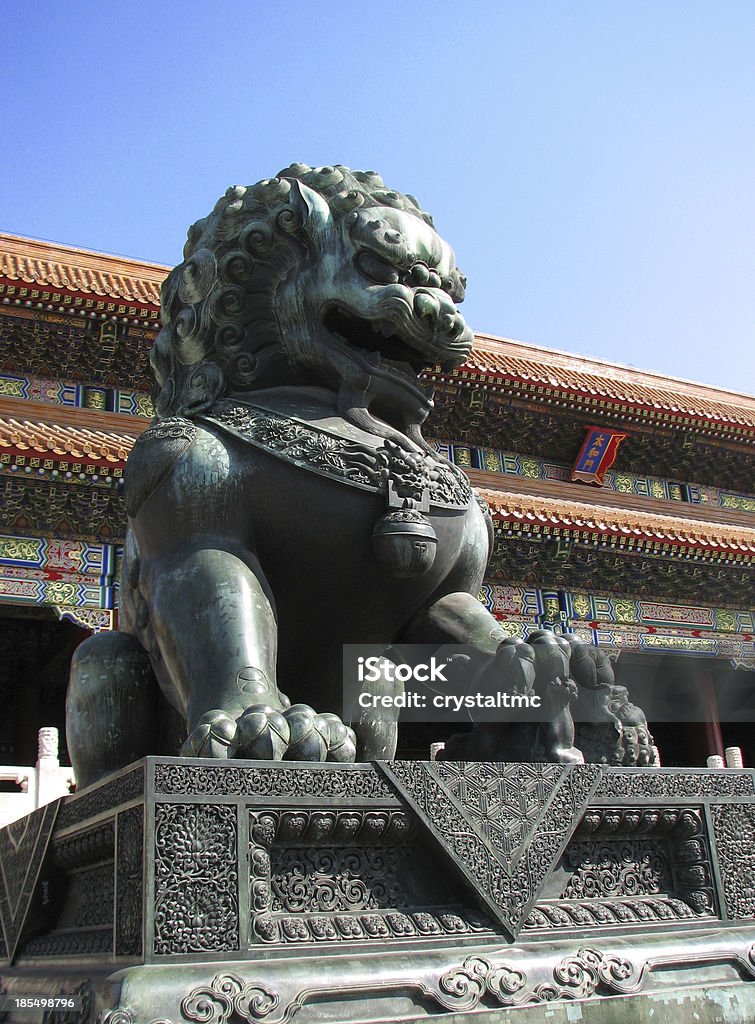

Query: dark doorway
<box><xmin>614</xmin><ymin>651</ymin><xmax>755</xmax><ymax>768</ymax></box>
<box><xmin>0</xmin><ymin>605</ymin><xmax>89</xmax><ymax>766</ymax></box>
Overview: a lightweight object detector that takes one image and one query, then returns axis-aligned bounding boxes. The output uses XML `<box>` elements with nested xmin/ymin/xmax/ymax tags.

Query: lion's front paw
<box><xmin>180</xmin><ymin>704</ymin><xmax>357</xmax><ymax>763</ymax></box>
<box><xmin>319</xmin><ymin>712</ymin><xmax>358</xmax><ymax>762</ymax></box>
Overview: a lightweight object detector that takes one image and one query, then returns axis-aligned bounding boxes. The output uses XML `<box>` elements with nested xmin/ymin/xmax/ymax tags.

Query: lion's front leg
<box><xmin>144</xmin><ymin>546</ymin><xmax>354</xmax><ymax>762</ymax></box>
<box><xmin>146</xmin><ymin>546</ymin><xmax>280</xmax><ymax>755</ymax></box>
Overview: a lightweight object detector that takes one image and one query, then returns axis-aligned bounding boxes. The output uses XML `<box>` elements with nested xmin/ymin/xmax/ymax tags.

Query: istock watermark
<box><xmin>357</xmin><ymin>655</ymin><xmax>452</xmax><ymax>685</ymax></box>
<box><xmin>345</xmin><ymin>644</ymin><xmax>755</xmax><ymax>727</ymax></box>
<box><xmin>357</xmin><ymin>689</ymin><xmax>542</xmax><ymax>712</ymax></box>
<box><xmin>343</xmin><ymin>644</ymin><xmax>544</xmax><ymax>724</ymax></box>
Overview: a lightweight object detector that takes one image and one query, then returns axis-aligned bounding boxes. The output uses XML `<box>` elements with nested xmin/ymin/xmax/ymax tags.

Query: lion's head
<box><xmin>151</xmin><ymin>164</ymin><xmax>474</xmax><ymax>449</ymax></box>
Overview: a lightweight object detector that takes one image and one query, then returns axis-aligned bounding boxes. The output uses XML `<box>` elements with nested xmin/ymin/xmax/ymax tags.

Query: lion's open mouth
<box><xmin>323</xmin><ymin>306</ymin><xmax>429</xmax><ymax>380</ymax></box>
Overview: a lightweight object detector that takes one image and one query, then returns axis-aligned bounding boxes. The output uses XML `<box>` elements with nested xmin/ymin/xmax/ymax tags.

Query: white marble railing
<box><xmin>0</xmin><ymin>728</ymin><xmax>75</xmax><ymax>828</ymax></box>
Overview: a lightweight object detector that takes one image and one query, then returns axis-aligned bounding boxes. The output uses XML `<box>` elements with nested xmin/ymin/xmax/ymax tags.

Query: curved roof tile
<box><xmin>479</xmin><ymin>485</ymin><xmax>755</xmax><ymax>553</ymax></box>
<box><xmin>0</xmin><ymin>233</ymin><xmax>166</xmax><ymax>305</ymax></box>
<box><xmin>454</xmin><ymin>335</ymin><xmax>755</xmax><ymax>429</ymax></box>
<box><xmin>0</xmin><ymin>416</ymin><xmax>136</xmax><ymax>463</ymax></box>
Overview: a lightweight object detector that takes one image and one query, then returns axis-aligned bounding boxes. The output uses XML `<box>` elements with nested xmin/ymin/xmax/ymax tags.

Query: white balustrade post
<box><xmin>34</xmin><ymin>727</ymin><xmax>75</xmax><ymax>808</ymax></box>
<box><xmin>725</xmin><ymin>746</ymin><xmax>745</xmax><ymax>769</ymax></box>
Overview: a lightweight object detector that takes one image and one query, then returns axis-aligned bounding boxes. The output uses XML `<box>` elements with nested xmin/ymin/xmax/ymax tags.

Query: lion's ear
<box><xmin>289</xmin><ymin>179</ymin><xmax>332</xmax><ymax>237</ymax></box>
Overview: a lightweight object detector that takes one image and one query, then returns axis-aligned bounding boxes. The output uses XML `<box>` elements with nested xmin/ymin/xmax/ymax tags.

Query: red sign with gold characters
<box><xmin>571</xmin><ymin>425</ymin><xmax>628</xmax><ymax>485</ymax></box>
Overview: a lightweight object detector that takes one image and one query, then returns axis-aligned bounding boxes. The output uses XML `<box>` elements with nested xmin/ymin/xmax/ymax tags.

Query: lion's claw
<box><xmin>180</xmin><ymin>709</ymin><xmax>239</xmax><ymax>758</ymax></box>
<box><xmin>283</xmin><ymin>703</ymin><xmax>330</xmax><ymax>761</ymax></box>
<box><xmin>236</xmin><ymin>705</ymin><xmax>290</xmax><ymax>759</ymax></box>
<box><xmin>320</xmin><ymin>712</ymin><xmax>357</xmax><ymax>762</ymax></box>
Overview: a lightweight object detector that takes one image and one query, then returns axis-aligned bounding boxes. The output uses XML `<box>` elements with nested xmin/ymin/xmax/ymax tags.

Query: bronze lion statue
<box><xmin>66</xmin><ymin>164</ymin><xmax>658</xmax><ymax>786</ymax></box>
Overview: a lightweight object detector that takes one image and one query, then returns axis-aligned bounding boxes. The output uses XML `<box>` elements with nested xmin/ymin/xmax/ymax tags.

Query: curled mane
<box><xmin>151</xmin><ymin>164</ymin><xmax>435</xmax><ymax>418</ymax></box>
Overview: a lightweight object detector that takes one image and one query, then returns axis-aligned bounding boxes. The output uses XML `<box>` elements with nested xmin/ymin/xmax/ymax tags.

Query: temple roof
<box><xmin>452</xmin><ymin>333</ymin><xmax>755</xmax><ymax>431</ymax></box>
<box><xmin>0</xmin><ymin>417</ymin><xmax>134</xmax><ymax>463</ymax></box>
<box><xmin>0</xmin><ymin>401</ymin><xmax>145</xmax><ymax>471</ymax></box>
<box><xmin>1</xmin><ymin>231</ymin><xmax>753</xmax><ymax>437</ymax></box>
<box><xmin>0</xmin><ymin>402</ymin><xmax>751</xmax><ymax>559</ymax></box>
<box><xmin>478</xmin><ymin>485</ymin><xmax>755</xmax><ymax>554</ymax></box>
<box><xmin>0</xmin><ymin>232</ymin><xmax>165</xmax><ymax>307</ymax></box>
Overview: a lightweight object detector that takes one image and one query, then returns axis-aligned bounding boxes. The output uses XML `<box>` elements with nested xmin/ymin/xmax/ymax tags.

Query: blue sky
<box><xmin>3</xmin><ymin>1</ymin><xmax>754</xmax><ymax>393</ymax></box>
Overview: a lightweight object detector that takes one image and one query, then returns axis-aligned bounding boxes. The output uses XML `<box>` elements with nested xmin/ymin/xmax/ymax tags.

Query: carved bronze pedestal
<box><xmin>3</xmin><ymin>758</ymin><xmax>755</xmax><ymax>1023</ymax></box>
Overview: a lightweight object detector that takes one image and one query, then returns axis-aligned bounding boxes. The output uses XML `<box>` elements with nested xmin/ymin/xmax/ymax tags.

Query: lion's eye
<box><xmin>356</xmin><ymin>251</ymin><xmax>400</xmax><ymax>285</ymax></box>
<box><xmin>444</xmin><ymin>273</ymin><xmax>466</xmax><ymax>303</ymax></box>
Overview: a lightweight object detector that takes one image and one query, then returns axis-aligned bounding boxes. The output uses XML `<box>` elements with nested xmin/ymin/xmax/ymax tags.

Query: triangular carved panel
<box><xmin>0</xmin><ymin>800</ymin><xmax>61</xmax><ymax>963</ymax></box>
<box><xmin>379</xmin><ymin>761</ymin><xmax>601</xmax><ymax>939</ymax></box>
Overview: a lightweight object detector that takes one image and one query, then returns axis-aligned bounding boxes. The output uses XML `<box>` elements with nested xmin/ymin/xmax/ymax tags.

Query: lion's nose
<box><xmin>414</xmin><ymin>289</ymin><xmax>465</xmax><ymax>338</ymax></box>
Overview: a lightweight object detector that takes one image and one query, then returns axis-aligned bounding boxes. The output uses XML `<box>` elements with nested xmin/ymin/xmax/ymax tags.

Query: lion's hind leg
<box><xmin>66</xmin><ymin>630</ymin><xmax>159</xmax><ymax>789</ymax></box>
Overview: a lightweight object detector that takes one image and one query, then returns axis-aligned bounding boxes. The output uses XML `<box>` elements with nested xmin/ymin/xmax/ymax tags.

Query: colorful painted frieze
<box><xmin>114</xmin><ymin>389</ymin><xmax>153</xmax><ymax>417</ymax></box>
<box><xmin>0</xmin><ymin>534</ymin><xmax>116</xmax><ymax>575</ymax></box>
<box><xmin>564</xmin><ymin>591</ymin><xmax>754</xmax><ymax>635</ymax></box>
<box><xmin>55</xmin><ymin>606</ymin><xmax>113</xmax><ymax>632</ymax></box>
<box><xmin>0</xmin><ymin>372</ymin><xmax>153</xmax><ymax>419</ymax></box>
<box><xmin>570</xmin><ymin>621</ymin><xmax>755</xmax><ymax>661</ymax></box>
<box><xmin>433</xmin><ymin>439</ymin><xmax>755</xmax><ymax>512</ymax></box>
<box><xmin>0</xmin><ymin>373</ymin><xmax>79</xmax><ymax>406</ymax></box>
<box><xmin>0</xmin><ymin>534</ymin><xmax>118</xmax><ymax>612</ymax></box>
<box><xmin>478</xmin><ymin>583</ymin><xmax>542</xmax><ymax>620</ymax></box>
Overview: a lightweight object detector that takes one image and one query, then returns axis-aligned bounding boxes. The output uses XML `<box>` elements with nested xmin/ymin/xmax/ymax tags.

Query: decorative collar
<box><xmin>201</xmin><ymin>399</ymin><xmax>472</xmax><ymax>511</ymax></box>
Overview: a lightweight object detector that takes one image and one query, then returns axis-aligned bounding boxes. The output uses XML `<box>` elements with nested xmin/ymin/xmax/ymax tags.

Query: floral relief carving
<box><xmin>153</xmin><ymin>763</ymin><xmax>394</xmax><ymax>800</ymax></box>
<box><xmin>432</xmin><ymin>947</ymin><xmax>638</xmax><ymax>1011</ymax></box>
<box><xmin>116</xmin><ymin>805</ymin><xmax>144</xmax><ymax>956</ymax></box>
<box><xmin>57</xmin><ymin>767</ymin><xmax>144</xmax><ymax>829</ymax></box>
<box><xmin>204</xmin><ymin>402</ymin><xmax>472</xmax><ymax>509</ymax></box>
<box><xmin>154</xmin><ymin>803</ymin><xmax>239</xmax><ymax>954</ymax></box>
<box><xmin>181</xmin><ymin>972</ymin><xmax>294</xmax><ymax>1024</ymax></box>
<box><xmin>595</xmin><ymin>769</ymin><xmax>754</xmax><ymax>799</ymax></box>
<box><xmin>711</xmin><ymin>803</ymin><xmax>755</xmax><ymax>919</ymax></box>
<box><xmin>535</xmin><ymin>804</ymin><xmax>717</xmax><ymax>924</ymax></box>
<box><xmin>560</xmin><ymin>839</ymin><xmax>672</xmax><ymax>899</ymax></box>
<box><xmin>524</xmin><ymin>896</ymin><xmax>696</xmax><ymax>930</ymax></box>
<box><xmin>270</xmin><ymin>847</ymin><xmax>409</xmax><ymax>912</ymax></box>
